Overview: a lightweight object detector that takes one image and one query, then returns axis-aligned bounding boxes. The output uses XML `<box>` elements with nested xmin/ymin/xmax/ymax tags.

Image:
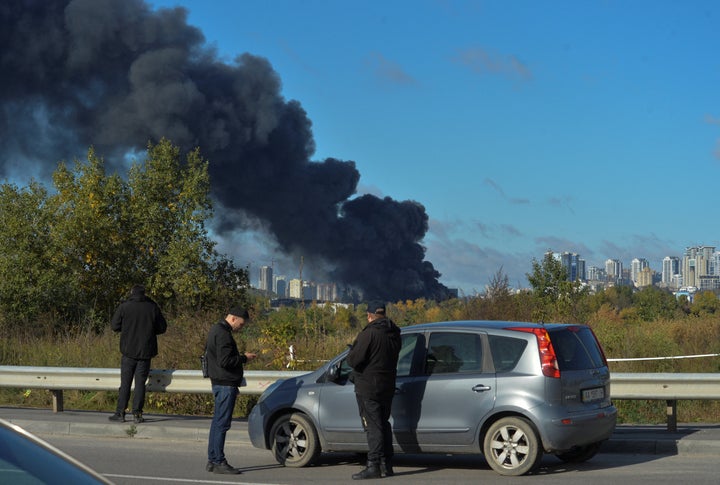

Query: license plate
<box><xmin>582</xmin><ymin>387</ymin><xmax>604</xmax><ymax>402</ymax></box>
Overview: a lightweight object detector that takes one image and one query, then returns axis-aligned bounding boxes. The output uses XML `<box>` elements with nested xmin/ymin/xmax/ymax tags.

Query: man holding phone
<box><xmin>204</xmin><ymin>305</ymin><xmax>257</xmax><ymax>474</ymax></box>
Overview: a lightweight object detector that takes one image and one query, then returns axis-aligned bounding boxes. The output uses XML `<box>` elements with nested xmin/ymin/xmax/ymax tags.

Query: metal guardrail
<box><xmin>1</xmin><ymin>366</ymin><xmax>718</xmax><ymax>430</ymax></box>
<box><xmin>610</xmin><ymin>372</ymin><xmax>720</xmax><ymax>400</ymax></box>
<box><xmin>0</xmin><ymin>366</ymin><xmax>307</xmax><ymax>413</ymax></box>
<box><xmin>609</xmin><ymin>372</ymin><xmax>720</xmax><ymax>431</ymax></box>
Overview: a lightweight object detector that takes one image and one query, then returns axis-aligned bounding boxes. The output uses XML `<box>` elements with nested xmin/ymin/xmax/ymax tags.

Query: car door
<box><xmin>393</xmin><ymin>330</ymin><xmax>496</xmax><ymax>450</ymax></box>
<box><xmin>318</xmin><ymin>332</ymin><xmax>424</xmax><ymax>448</ymax></box>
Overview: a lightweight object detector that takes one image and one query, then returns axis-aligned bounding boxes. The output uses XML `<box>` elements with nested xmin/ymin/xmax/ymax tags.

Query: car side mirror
<box><xmin>327</xmin><ymin>363</ymin><xmax>341</xmax><ymax>382</ymax></box>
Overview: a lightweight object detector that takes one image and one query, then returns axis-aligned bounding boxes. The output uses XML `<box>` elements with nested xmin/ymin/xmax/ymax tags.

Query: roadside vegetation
<box><xmin>0</xmin><ymin>141</ymin><xmax>718</xmax><ymax>424</ymax></box>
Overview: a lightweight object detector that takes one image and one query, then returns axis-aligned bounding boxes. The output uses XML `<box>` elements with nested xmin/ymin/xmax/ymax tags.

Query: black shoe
<box><xmin>380</xmin><ymin>458</ymin><xmax>394</xmax><ymax>477</ymax></box>
<box><xmin>212</xmin><ymin>461</ymin><xmax>241</xmax><ymax>475</ymax></box>
<box><xmin>133</xmin><ymin>412</ymin><xmax>144</xmax><ymax>424</ymax></box>
<box><xmin>352</xmin><ymin>462</ymin><xmax>381</xmax><ymax>480</ymax></box>
<box><xmin>108</xmin><ymin>412</ymin><xmax>125</xmax><ymax>422</ymax></box>
<box><xmin>205</xmin><ymin>461</ymin><xmax>214</xmax><ymax>472</ymax></box>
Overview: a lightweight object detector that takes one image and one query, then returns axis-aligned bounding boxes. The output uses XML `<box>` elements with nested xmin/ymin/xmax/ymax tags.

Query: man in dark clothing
<box><xmin>109</xmin><ymin>285</ymin><xmax>167</xmax><ymax>423</ymax></box>
<box><xmin>346</xmin><ymin>300</ymin><xmax>402</xmax><ymax>480</ymax></box>
<box><xmin>205</xmin><ymin>305</ymin><xmax>257</xmax><ymax>475</ymax></box>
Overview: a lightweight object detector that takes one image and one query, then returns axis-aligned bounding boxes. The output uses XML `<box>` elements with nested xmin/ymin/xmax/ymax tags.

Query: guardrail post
<box><xmin>666</xmin><ymin>399</ymin><xmax>677</xmax><ymax>432</ymax></box>
<box><xmin>51</xmin><ymin>390</ymin><xmax>64</xmax><ymax>413</ymax></box>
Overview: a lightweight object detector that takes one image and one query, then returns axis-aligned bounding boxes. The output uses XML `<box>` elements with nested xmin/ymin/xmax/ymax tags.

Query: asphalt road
<box><xmin>2</xmin><ymin>406</ymin><xmax>720</xmax><ymax>484</ymax></box>
<box><xmin>37</xmin><ymin>434</ymin><xmax>720</xmax><ymax>485</ymax></box>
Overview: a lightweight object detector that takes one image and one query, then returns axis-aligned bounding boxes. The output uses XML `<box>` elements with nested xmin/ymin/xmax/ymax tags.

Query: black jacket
<box><xmin>206</xmin><ymin>320</ymin><xmax>247</xmax><ymax>387</ymax></box>
<box><xmin>110</xmin><ymin>294</ymin><xmax>167</xmax><ymax>359</ymax></box>
<box><xmin>346</xmin><ymin>316</ymin><xmax>401</xmax><ymax>400</ymax></box>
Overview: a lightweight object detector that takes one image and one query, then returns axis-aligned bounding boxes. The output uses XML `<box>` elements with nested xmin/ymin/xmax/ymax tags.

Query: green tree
<box><xmin>204</xmin><ymin>257</ymin><xmax>251</xmax><ymax>312</ymax></box>
<box><xmin>690</xmin><ymin>291</ymin><xmax>720</xmax><ymax>317</ymax></box>
<box><xmin>588</xmin><ymin>285</ymin><xmax>635</xmax><ymax>316</ymax></box>
<box><xmin>484</xmin><ymin>267</ymin><xmax>515</xmax><ymax>320</ymax></box>
<box><xmin>126</xmin><ymin>139</ymin><xmax>216</xmax><ymax>310</ymax></box>
<box><xmin>0</xmin><ymin>182</ymin><xmax>74</xmax><ymax>327</ymax></box>
<box><xmin>526</xmin><ymin>251</ymin><xmax>588</xmax><ymax>322</ymax></box>
<box><xmin>632</xmin><ymin>286</ymin><xmax>680</xmax><ymax>321</ymax></box>
<box><xmin>50</xmin><ymin>148</ymin><xmax>131</xmax><ymax>323</ymax></box>
<box><xmin>0</xmin><ymin>139</ymin><xmax>248</xmax><ymax>328</ymax></box>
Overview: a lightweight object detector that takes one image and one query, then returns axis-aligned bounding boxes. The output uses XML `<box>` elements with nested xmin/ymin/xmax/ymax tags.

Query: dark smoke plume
<box><xmin>0</xmin><ymin>0</ymin><xmax>450</xmax><ymax>301</ymax></box>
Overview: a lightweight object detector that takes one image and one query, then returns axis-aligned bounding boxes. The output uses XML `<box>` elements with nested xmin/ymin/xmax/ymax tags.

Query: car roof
<box><xmin>400</xmin><ymin>320</ymin><xmax>582</xmax><ymax>332</ymax></box>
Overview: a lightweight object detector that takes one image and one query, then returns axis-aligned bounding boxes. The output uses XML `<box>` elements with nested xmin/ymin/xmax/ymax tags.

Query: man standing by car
<box><xmin>346</xmin><ymin>301</ymin><xmax>401</xmax><ymax>480</ymax></box>
<box><xmin>205</xmin><ymin>305</ymin><xmax>257</xmax><ymax>475</ymax></box>
<box><xmin>109</xmin><ymin>284</ymin><xmax>167</xmax><ymax>424</ymax></box>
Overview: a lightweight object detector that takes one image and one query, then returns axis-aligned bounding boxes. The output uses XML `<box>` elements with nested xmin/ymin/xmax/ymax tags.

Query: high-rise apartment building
<box><xmin>636</xmin><ymin>266</ymin><xmax>653</xmax><ymax>287</ymax></box>
<box><xmin>711</xmin><ymin>251</ymin><xmax>720</xmax><ymax>276</ymax></box>
<box><xmin>554</xmin><ymin>252</ymin><xmax>583</xmax><ymax>281</ymax></box>
<box><xmin>631</xmin><ymin>258</ymin><xmax>649</xmax><ymax>284</ymax></box>
<box><xmin>288</xmin><ymin>278</ymin><xmax>303</xmax><ymax>299</ymax></box>
<box><xmin>259</xmin><ymin>265</ymin><xmax>273</xmax><ymax>292</ymax></box>
<box><xmin>682</xmin><ymin>246</ymin><xmax>715</xmax><ymax>288</ymax></box>
<box><xmin>605</xmin><ymin>259</ymin><xmax>622</xmax><ymax>284</ymax></box>
<box><xmin>273</xmin><ymin>275</ymin><xmax>287</xmax><ymax>297</ymax></box>
<box><xmin>662</xmin><ymin>256</ymin><xmax>680</xmax><ymax>288</ymax></box>
<box><xmin>586</xmin><ymin>266</ymin><xmax>605</xmax><ymax>281</ymax></box>
<box><xmin>316</xmin><ymin>283</ymin><xmax>338</xmax><ymax>302</ymax></box>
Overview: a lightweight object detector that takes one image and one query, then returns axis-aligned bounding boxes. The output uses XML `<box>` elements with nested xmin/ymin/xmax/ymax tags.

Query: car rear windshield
<box><xmin>549</xmin><ymin>327</ymin><xmax>606</xmax><ymax>370</ymax></box>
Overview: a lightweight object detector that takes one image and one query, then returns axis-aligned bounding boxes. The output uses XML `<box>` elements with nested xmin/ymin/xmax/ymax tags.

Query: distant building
<box><xmin>682</xmin><ymin>246</ymin><xmax>715</xmax><ymax>288</ymax></box>
<box><xmin>259</xmin><ymin>265</ymin><xmax>273</xmax><ymax>292</ymax></box>
<box><xmin>636</xmin><ymin>266</ymin><xmax>653</xmax><ymax>288</ymax></box>
<box><xmin>316</xmin><ymin>282</ymin><xmax>338</xmax><ymax>302</ymax></box>
<box><xmin>586</xmin><ymin>266</ymin><xmax>605</xmax><ymax>282</ymax></box>
<box><xmin>697</xmin><ymin>275</ymin><xmax>720</xmax><ymax>291</ymax></box>
<box><xmin>554</xmin><ymin>252</ymin><xmax>583</xmax><ymax>281</ymax></box>
<box><xmin>662</xmin><ymin>256</ymin><xmax>680</xmax><ymax>288</ymax></box>
<box><xmin>631</xmin><ymin>258</ymin><xmax>649</xmax><ymax>285</ymax></box>
<box><xmin>302</xmin><ymin>282</ymin><xmax>315</xmax><ymax>300</ymax></box>
<box><xmin>288</xmin><ymin>278</ymin><xmax>303</xmax><ymax>299</ymax></box>
<box><xmin>273</xmin><ymin>275</ymin><xmax>287</xmax><ymax>297</ymax></box>
<box><xmin>605</xmin><ymin>259</ymin><xmax>622</xmax><ymax>285</ymax></box>
<box><xmin>675</xmin><ymin>286</ymin><xmax>697</xmax><ymax>303</ymax></box>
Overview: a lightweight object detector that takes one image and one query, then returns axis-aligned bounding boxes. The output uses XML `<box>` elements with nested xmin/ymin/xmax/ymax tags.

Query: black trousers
<box><xmin>116</xmin><ymin>355</ymin><xmax>151</xmax><ymax>414</ymax></box>
<box><xmin>356</xmin><ymin>394</ymin><xmax>393</xmax><ymax>463</ymax></box>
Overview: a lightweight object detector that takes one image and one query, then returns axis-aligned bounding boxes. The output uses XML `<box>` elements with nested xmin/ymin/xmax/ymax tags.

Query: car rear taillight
<box><xmin>508</xmin><ymin>327</ymin><xmax>560</xmax><ymax>378</ymax></box>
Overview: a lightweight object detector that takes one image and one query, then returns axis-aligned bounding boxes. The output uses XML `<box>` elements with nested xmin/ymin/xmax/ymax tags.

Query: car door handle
<box><xmin>472</xmin><ymin>384</ymin><xmax>492</xmax><ymax>393</ymax></box>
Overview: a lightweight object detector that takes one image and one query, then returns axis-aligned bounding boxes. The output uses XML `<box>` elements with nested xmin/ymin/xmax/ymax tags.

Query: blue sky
<box><xmin>149</xmin><ymin>0</ymin><xmax>720</xmax><ymax>294</ymax></box>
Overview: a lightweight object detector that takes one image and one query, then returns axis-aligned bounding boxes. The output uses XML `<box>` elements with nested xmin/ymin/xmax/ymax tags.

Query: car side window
<box><xmin>397</xmin><ymin>333</ymin><xmax>422</xmax><ymax>377</ymax></box>
<box><xmin>333</xmin><ymin>333</ymin><xmax>422</xmax><ymax>382</ymax></box>
<box><xmin>425</xmin><ymin>332</ymin><xmax>482</xmax><ymax>375</ymax></box>
<box><xmin>488</xmin><ymin>335</ymin><xmax>527</xmax><ymax>372</ymax></box>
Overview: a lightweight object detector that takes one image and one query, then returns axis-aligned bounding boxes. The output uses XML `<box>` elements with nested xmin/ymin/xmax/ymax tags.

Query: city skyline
<box><xmin>250</xmin><ymin>243</ymin><xmax>720</xmax><ymax>299</ymax></box>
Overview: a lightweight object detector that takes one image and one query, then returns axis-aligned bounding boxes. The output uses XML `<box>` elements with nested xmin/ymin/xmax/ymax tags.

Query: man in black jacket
<box><xmin>205</xmin><ymin>305</ymin><xmax>257</xmax><ymax>475</ymax></box>
<box><xmin>346</xmin><ymin>301</ymin><xmax>401</xmax><ymax>480</ymax></box>
<box><xmin>109</xmin><ymin>285</ymin><xmax>167</xmax><ymax>423</ymax></box>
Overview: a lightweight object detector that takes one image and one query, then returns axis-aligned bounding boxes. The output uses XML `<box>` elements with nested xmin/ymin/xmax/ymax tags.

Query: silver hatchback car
<box><xmin>248</xmin><ymin>320</ymin><xmax>617</xmax><ymax>476</ymax></box>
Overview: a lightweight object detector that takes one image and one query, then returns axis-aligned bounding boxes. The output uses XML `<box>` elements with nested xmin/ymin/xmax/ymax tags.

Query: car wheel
<box><xmin>483</xmin><ymin>416</ymin><xmax>543</xmax><ymax>476</ymax></box>
<box><xmin>269</xmin><ymin>412</ymin><xmax>320</xmax><ymax>467</ymax></box>
<box><xmin>555</xmin><ymin>441</ymin><xmax>602</xmax><ymax>463</ymax></box>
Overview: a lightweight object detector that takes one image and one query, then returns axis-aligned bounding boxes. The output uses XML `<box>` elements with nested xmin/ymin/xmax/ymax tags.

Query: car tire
<box><xmin>270</xmin><ymin>412</ymin><xmax>320</xmax><ymax>468</ymax></box>
<box><xmin>483</xmin><ymin>416</ymin><xmax>543</xmax><ymax>476</ymax></box>
<box><xmin>555</xmin><ymin>441</ymin><xmax>602</xmax><ymax>463</ymax></box>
